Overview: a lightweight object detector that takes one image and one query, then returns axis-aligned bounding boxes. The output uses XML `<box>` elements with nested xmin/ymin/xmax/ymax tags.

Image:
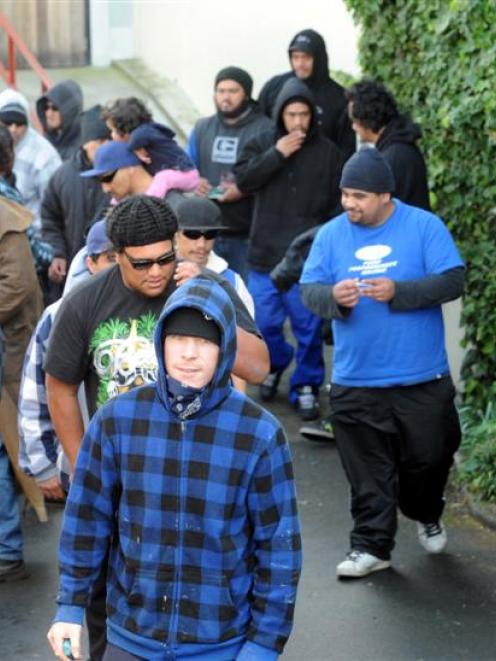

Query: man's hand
<box><xmin>276</xmin><ymin>131</ymin><xmax>306</xmax><ymax>158</ymax></box>
<box><xmin>218</xmin><ymin>183</ymin><xmax>244</xmax><ymax>203</ymax></box>
<box><xmin>194</xmin><ymin>177</ymin><xmax>211</xmax><ymax>198</ymax></box>
<box><xmin>333</xmin><ymin>279</ymin><xmax>360</xmax><ymax>308</ymax></box>
<box><xmin>360</xmin><ymin>277</ymin><xmax>395</xmax><ymax>303</ymax></box>
<box><xmin>38</xmin><ymin>475</ymin><xmax>66</xmax><ymax>502</ymax></box>
<box><xmin>47</xmin><ymin>622</ymin><xmax>83</xmax><ymax>660</ymax></box>
<box><xmin>174</xmin><ymin>261</ymin><xmax>202</xmax><ymax>287</ymax></box>
<box><xmin>48</xmin><ymin>258</ymin><xmax>67</xmax><ymax>283</ymax></box>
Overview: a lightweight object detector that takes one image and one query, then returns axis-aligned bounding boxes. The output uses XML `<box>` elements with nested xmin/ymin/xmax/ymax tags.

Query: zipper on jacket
<box><xmin>169</xmin><ymin>419</ymin><xmax>187</xmax><ymax>644</ymax></box>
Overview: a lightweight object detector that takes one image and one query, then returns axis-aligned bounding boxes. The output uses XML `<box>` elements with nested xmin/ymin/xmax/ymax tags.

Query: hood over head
<box><xmin>377</xmin><ymin>115</ymin><xmax>423</xmax><ymax>149</ymax></box>
<box><xmin>127</xmin><ymin>121</ymin><xmax>195</xmax><ymax>173</ymax></box>
<box><xmin>36</xmin><ymin>80</ymin><xmax>83</xmax><ymax>140</ymax></box>
<box><xmin>154</xmin><ymin>276</ymin><xmax>237</xmax><ymax>416</ymax></box>
<box><xmin>0</xmin><ymin>89</ymin><xmax>30</xmax><ymax>121</ymax></box>
<box><xmin>272</xmin><ymin>77</ymin><xmax>317</xmax><ymax>136</ymax></box>
<box><xmin>288</xmin><ymin>29</ymin><xmax>329</xmax><ymax>88</ymax></box>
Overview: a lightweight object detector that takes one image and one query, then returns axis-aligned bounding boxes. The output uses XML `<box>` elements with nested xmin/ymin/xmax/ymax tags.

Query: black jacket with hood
<box><xmin>36</xmin><ymin>80</ymin><xmax>83</xmax><ymax>161</ymax></box>
<box><xmin>41</xmin><ymin>147</ymin><xmax>109</xmax><ymax>262</ymax></box>
<box><xmin>376</xmin><ymin>116</ymin><xmax>431</xmax><ymax>211</ymax></box>
<box><xmin>258</xmin><ymin>29</ymin><xmax>355</xmax><ymax>159</ymax></box>
<box><xmin>235</xmin><ymin>78</ymin><xmax>343</xmax><ymax>272</ymax></box>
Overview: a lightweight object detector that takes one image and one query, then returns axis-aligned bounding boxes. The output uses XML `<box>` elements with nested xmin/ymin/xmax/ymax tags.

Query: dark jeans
<box><xmin>214</xmin><ymin>235</ymin><xmax>248</xmax><ymax>282</ymax></box>
<box><xmin>103</xmin><ymin>643</ymin><xmax>144</xmax><ymax>661</ymax></box>
<box><xmin>330</xmin><ymin>377</ymin><xmax>461</xmax><ymax>560</ymax></box>
<box><xmin>86</xmin><ymin>561</ymin><xmax>108</xmax><ymax>660</ymax></box>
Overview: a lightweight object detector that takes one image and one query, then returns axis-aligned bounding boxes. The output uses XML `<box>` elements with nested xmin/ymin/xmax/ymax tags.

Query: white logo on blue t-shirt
<box><xmin>350</xmin><ymin>244</ymin><xmax>398</xmax><ymax>277</ymax></box>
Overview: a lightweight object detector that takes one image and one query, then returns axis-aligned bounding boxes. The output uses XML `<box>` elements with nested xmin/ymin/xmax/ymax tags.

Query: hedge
<box><xmin>344</xmin><ymin>0</ymin><xmax>496</xmax><ymax>411</ymax></box>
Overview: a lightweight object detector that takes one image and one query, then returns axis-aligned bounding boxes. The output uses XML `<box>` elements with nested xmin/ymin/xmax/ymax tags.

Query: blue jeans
<box><xmin>215</xmin><ymin>236</ymin><xmax>249</xmax><ymax>282</ymax></box>
<box><xmin>248</xmin><ymin>270</ymin><xmax>324</xmax><ymax>403</ymax></box>
<box><xmin>0</xmin><ymin>435</ymin><xmax>23</xmax><ymax>560</ymax></box>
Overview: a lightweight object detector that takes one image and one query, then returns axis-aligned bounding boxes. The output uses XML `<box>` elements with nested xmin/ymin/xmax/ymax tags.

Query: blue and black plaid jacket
<box><xmin>57</xmin><ymin>277</ymin><xmax>302</xmax><ymax>655</ymax></box>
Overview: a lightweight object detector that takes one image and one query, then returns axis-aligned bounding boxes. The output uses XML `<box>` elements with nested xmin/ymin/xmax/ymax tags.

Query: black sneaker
<box><xmin>0</xmin><ymin>559</ymin><xmax>28</xmax><ymax>583</ymax></box>
<box><xmin>300</xmin><ymin>416</ymin><xmax>334</xmax><ymax>442</ymax></box>
<box><xmin>259</xmin><ymin>371</ymin><xmax>282</xmax><ymax>402</ymax></box>
<box><xmin>295</xmin><ymin>386</ymin><xmax>319</xmax><ymax>421</ymax></box>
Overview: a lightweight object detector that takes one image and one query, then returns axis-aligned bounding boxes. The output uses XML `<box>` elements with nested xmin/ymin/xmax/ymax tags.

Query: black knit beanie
<box><xmin>163</xmin><ymin>307</ymin><xmax>221</xmax><ymax>346</ymax></box>
<box><xmin>340</xmin><ymin>148</ymin><xmax>395</xmax><ymax>193</ymax></box>
<box><xmin>107</xmin><ymin>195</ymin><xmax>178</xmax><ymax>248</ymax></box>
<box><xmin>81</xmin><ymin>105</ymin><xmax>111</xmax><ymax>144</ymax></box>
<box><xmin>214</xmin><ymin>67</ymin><xmax>253</xmax><ymax>98</ymax></box>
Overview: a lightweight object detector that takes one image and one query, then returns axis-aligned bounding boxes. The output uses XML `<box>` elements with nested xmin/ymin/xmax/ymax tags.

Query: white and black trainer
<box><xmin>336</xmin><ymin>550</ymin><xmax>391</xmax><ymax>579</ymax></box>
<box><xmin>416</xmin><ymin>521</ymin><xmax>447</xmax><ymax>554</ymax></box>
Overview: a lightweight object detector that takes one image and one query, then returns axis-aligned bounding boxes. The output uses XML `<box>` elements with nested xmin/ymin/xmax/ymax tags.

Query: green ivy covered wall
<box><xmin>345</xmin><ymin>0</ymin><xmax>496</xmax><ymax>410</ymax></box>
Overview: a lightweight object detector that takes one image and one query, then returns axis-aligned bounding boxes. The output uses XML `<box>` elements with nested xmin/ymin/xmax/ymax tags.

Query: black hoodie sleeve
<box><xmin>300</xmin><ymin>283</ymin><xmax>351</xmax><ymax>320</ymax></box>
<box><xmin>258</xmin><ymin>74</ymin><xmax>288</xmax><ymax>120</ymax></box>
<box><xmin>41</xmin><ymin>167</ymin><xmax>68</xmax><ymax>259</ymax></box>
<box><xmin>234</xmin><ymin>133</ymin><xmax>287</xmax><ymax>194</ymax></box>
<box><xmin>335</xmin><ymin>108</ymin><xmax>357</xmax><ymax>161</ymax></box>
<box><xmin>390</xmin><ymin>267</ymin><xmax>464</xmax><ymax>310</ymax></box>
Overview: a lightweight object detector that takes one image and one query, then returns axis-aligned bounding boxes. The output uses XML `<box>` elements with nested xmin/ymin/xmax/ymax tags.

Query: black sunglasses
<box><xmin>182</xmin><ymin>229</ymin><xmax>219</xmax><ymax>240</ymax></box>
<box><xmin>45</xmin><ymin>103</ymin><xmax>59</xmax><ymax>111</ymax></box>
<box><xmin>98</xmin><ymin>170</ymin><xmax>118</xmax><ymax>184</ymax></box>
<box><xmin>123</xmin><ymin>249</ymin><xmax>176</xmax><ymax>271</ymax></box>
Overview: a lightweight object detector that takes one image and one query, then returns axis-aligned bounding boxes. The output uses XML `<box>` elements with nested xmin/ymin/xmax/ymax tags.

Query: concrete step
<box><xmin>7</xmin><ymin>58</ymin><xmax>198</xmax><ymax>146</ymax></box>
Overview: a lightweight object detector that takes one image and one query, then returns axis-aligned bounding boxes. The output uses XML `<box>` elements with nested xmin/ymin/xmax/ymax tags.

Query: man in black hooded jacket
<box><xmin>36</xmin><ymin>80</ymin><xmax>83</xmax><ymax>161</ymax></box>
<box><xmin>258</xmin><ymin>29</ymin><xmax>355</xmax><ymax>159</ymax></box>
<box><xmin>346</xmin><ymin>79</ymin><xmax>431</xmax><ymax>210</ymax></box>
<box><xmin>41</xmin><ymin>105</ymin><xmax>110</xmax><ymax>290</ymax></box>
<box><xmin>235</xmin><ymin>78</ymin><xmax>342</xmax><ymax>420</ymax></box>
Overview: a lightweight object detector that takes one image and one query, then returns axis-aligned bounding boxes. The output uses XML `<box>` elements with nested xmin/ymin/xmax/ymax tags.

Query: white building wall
<box><xmin>90</xmin><ymin>0</ymin><xmax>135</xmax><ymax>66</ymax></box>
<box><xmin>132</xmin><ymin>0</ymin><xmax>360</xmax><ymax>115</ymax></box>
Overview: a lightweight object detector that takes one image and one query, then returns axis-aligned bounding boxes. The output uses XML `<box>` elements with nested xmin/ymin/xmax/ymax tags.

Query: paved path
<box><xmin>2</xmin><ymin>381</ymin><xmax>495</xmax><ymax>661</ymax></box>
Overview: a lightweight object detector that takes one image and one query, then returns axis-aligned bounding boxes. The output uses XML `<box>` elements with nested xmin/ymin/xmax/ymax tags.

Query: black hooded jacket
<box><xmin>41</xmin><ymin>147</ymin><xmax>109</xmax><ymax>262</ymax></box>
<box><xmin>258</xmin><ymin>29</ymin><xmax>355</xmax><ymax>158</ymax></box>
<box><xmin>376</xmin><ymin>116</ymin><xmax>431</xmax><ymax>210</ymax></box>
<box><xmin>36</xmin><ymin>80</ymin><xmax>83</xmax><ymax>161</ymax></box>
<box><xmin>235</xmin><ymin>78</ymin><xmax>343</xmax><ymax>272</ymax></box>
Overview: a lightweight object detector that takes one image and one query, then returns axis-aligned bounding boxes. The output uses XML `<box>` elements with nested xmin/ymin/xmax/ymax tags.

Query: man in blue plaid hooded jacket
<box><xmin>48</xmin><ymin>276</ymin><xmax>302</xmax><ymax>661</ymax></box>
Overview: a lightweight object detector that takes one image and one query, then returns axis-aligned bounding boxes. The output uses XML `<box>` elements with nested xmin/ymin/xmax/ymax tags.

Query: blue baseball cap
<box><xmin>81</xmin><ymin>141</ymin><xmax>141</xmax><ymax>178</ymax></box>
<box><xmin>86</xmin><ymin>220</ymin><xmax>113</xmax><ymax>255</ymax></box>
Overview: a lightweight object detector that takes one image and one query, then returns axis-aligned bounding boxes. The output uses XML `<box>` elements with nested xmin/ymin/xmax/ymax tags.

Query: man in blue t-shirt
<box><xmin>301</xmin><ymin>149</ymin><xmax>464</xmax><ymax>578</ymax></box>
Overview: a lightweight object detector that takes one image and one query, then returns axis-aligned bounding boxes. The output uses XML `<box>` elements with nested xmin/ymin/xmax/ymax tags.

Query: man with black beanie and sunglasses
<box><xmin>187</xmin><ymin>66</ymin><xmax>272</xmax><ymax>280</ymax></box>
<box><xmin>44</xmin><ymin>195</ymin><xmax>269</xmax><ymax>660</ymax></box>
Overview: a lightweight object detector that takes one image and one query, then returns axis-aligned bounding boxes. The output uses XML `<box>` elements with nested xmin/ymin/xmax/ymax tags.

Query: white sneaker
<box><xmin>416</xmin><ymin>521</ymin><xmax>447</xmax><ymax>554</ymax></box>
<box><xmin>336</xmin><ymin>550</ymin><xmax>391</xmax><ymax>578</ymax></box>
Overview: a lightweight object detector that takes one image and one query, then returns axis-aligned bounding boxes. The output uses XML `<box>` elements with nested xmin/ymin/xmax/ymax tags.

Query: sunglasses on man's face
<box><xmin>123</xmin><ymin>249</ymin><xmax>176</xmax><ymax>271</ymax></box>
<box><xmin>182</xmin><ymin>229</ymin><xmax>219</xmax><ymax>241</ymax></box>
<box><xmin>98</xmin><ymin>170</ymin><xmax>118</xmax><ymax>184</ymax></box>
<box><xmin>45</xmin><ymin>103</ymin><xmax>59</xmax><ymax>112</ymax></box>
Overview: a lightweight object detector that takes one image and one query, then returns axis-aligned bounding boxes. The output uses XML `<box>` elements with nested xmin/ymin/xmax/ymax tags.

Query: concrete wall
<box><xmin>132</xmin><ymin>0</ymin><xmax>360</xmax><ymax>115</ymax></box>
<box><xmin>90</xmin><ymin>0</ymin><xmax>135</xmax><ymax>66</ymax></box>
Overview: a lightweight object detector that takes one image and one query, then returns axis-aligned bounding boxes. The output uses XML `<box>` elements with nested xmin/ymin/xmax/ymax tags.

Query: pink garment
<box><xmin>146</xmin><ymin>168</ymin><xmax>199</xmax><ymax>197</ymax></box>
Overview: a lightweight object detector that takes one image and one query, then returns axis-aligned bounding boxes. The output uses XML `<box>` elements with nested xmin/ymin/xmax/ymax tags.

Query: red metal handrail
<box><xmin>0</xmin><ymin>11</ymin><xmax>53</xmax><ymax>93</ymax></box>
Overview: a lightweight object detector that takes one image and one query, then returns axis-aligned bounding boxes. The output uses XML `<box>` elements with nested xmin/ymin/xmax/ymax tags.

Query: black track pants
<box><xmin>330</xmin><ymin>377</ymin><xmax>461</xmax><ymax>560</ymax></box>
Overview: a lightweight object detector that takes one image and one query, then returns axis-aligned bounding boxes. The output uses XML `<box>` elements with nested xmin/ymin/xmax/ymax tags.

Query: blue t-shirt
<box><xmin>301</xmin><ymin>199</ymin><xmax>464</xmax><ymax>387</ymax></box>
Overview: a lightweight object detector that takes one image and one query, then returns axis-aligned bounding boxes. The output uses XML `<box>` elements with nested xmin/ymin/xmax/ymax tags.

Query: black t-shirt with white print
<box><xmin>45</xmin><ymin>265</ymin><xmax>257</xmax><ymax>416</ymax></box>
